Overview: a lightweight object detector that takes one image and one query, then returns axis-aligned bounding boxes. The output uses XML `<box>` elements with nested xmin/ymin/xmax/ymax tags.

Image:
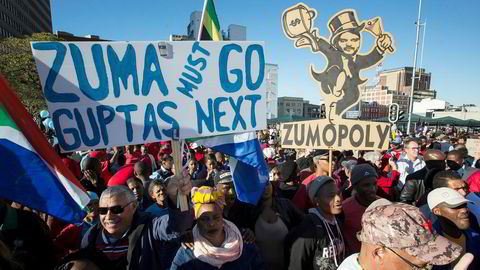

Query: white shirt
<box><xmin>396</xmin><ymin>154</ymin><xmax>425</xmax><ymax>187</ymax></box>
<box><xmin>338</xmin><ymin>254</ymin><xmax>362</xmax><ymax>270</ymax></box>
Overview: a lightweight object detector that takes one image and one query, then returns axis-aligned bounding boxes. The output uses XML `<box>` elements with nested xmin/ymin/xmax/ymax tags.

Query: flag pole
<box><xmin>407</xmin><ymin>0</ymin><xmax>422</xmax><ymax>135</ymax></box>
<box><xmin>197</xmin><ymin>0</ymin><xmax>208</xmax><ymax>41</ymax></box>
<box><xmin>328</xmin><ymin>149</ymin><xmax>333</xmax><ymax>177</ymax></box>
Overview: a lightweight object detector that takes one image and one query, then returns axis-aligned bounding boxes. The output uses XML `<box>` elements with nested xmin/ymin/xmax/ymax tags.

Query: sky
<box><xmin>51</xmin><ymin>0</ymin><xmax>480</xmax><ymax>107</ymax></box>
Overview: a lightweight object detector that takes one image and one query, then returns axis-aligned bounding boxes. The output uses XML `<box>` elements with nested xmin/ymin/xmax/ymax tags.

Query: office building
<box><xmin>303</xmin><ymin>101</ymin><xmax>321</xmax><ymax>118</ymax></box>
<box><xmin>265</xmin><ymin>63</ymin><xmax>278</xmax><ymax>119</ymax></box>
<box><xmin>227</xmin><ymin>24</ymin><xmax>246</xmax><ymax>41</ymax></box>
<box><xmin>0</xmin><ymin>0</ymin><xmax>52</xmax><ymax>38</ymax></box>
<box><xmin>55</xmin><ymin>31</ymin><xmax>108</xmax><ymax>41</ymax></box>
<box><xmin>360</xmin><ymin>85</ymin><xmax>410</xmax><ymax>113</ymax></box>
<box><xmin>187</xmin><ymin>11</ymin><xmax>202</xmax><ymax>40</ymax></box>
<box><xmin>278</xmin><ymin>97</ymin><xmax>304</xmax><ymax>117</ymax></box>
<box><xmin>377</xmin><ymin>67</ymin><xmax>436</xmax><ymax>101</ymax></box>
<box><xmin>360</xmin><ymin>101</ymin><xmax>388</xmax><ymax>120</ymax></box>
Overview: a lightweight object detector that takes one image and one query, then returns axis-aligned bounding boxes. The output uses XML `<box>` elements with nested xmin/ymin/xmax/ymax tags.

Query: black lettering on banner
<box><xmin>283</xmin><ymin>124</ymin><xmax>293</xmax><ymax>145</ymax></box>
<box><xmin>338</xmin><ymin>125</ymin><xmax>348</xmax><ymax>147</ymax></box>
<box><xmin>323</xmin><ymin>124</ymin><xmax>336</xmax><ymax>147</ymax></box>
<box><xmin>365</xmin><ymin>125</ymin><xmax>375</xmax><ymax>148</ymax></box>
<box><xmin>306</xmin><ymin>125</ymin><xmax>321</xmax><ymax>147</ymax></box>
<box><xmin>377</xmin><ymin>124</ymin><xmax>390</xmax><ymax>149</ymax></box>
<box><xmin>294</xmin><ymin>124</ymin><xmax>305</xmax><ymax>146</ymax></box>
<box><xmin>349</xmin><ymin>124</ymin><xmax>364</xmax><ymax>148</ymax></box>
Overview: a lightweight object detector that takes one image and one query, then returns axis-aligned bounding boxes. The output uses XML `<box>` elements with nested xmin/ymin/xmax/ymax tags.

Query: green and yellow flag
<box><xmin>198</xmin><ymin>0</ymin><xmax>222</xmax><ymax>41</ymax></box>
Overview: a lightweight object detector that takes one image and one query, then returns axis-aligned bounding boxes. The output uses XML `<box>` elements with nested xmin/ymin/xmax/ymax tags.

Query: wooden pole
<box><xmin>328</xmin><ymin>149</ymin><xmax>332</xmax><ymax>177</ymax></box>
<box><xmin>171</xmin><ymin>138</ymin><xmax>189</xmax><ymax>211</ymax></box>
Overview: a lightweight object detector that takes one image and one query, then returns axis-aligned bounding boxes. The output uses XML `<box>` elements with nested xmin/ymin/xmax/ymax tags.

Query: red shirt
<box><xmin>100</xmin><ymin>161</ymin><xmax>113</xmax><ymax>183</ymax></box>
<box><xmin>376</xmin><ymin>170</ymin><xmax>400</xmax><ymax>200</ymax></box>
<box><xmin>292</xmin><ymin>173</ymin><xmax>317</xmax><ymax>211</ymax></box>
<box><xmin>107</xmin><ymin>164</ymin><xmax>135</xmax><ymax>186</ymax></box>
<box><xmin>145</xmin><ymin>143</ymin><xmax>160</xmax><ymax>160</ymax></box>
<box><xmin>342</xmin><ymin>196</ymin><xmax>369</xmax><ymax>255</ymax></box>
<box><xmin>61</xmin><ymin>158</ymin><xmax>81</xmax><ymax>180</ymax></box>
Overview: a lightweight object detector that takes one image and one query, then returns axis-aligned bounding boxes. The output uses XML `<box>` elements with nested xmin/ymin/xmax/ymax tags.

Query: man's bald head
<box><xmin>424</xmin><ymin>149</ymin><xmax>446</xmax><ymax>161</ymax></box>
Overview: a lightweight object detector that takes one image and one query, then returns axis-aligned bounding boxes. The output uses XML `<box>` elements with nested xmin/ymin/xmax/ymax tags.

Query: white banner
<box><xmin>31</xmin><ymin>41</ymin><xmax>266</xmax><ymax>152</ymax></box>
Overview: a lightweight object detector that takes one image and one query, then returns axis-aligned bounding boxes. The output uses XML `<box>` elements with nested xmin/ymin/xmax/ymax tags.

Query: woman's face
<box><xmin>197</xmin><ymin>204</ymin><xmax>224</xmax><ymax>238</ymax></box>
<box><xmin>206</xmin><ymin>159</ymin><xmax>215</xmax><ymax>171</ymax></box>
<box><xmin>188</xmin><ymin>160</ymin><xmax>197</xmax><ymax>171</ymax></box>
<box><xmin>263</xmin><ymin>182</ymin><xmax>273</xmax><ymax>200</ymax></box>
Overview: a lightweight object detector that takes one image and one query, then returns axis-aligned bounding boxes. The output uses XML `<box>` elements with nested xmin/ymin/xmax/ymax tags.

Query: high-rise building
<box><xmin>377</xmin><ymin>67</ymin><xmax>436</xmax><ymax>101</ymax></box>
<box><xmin>360</xmin><ymin>85</ymin><xmax>410</xmax><ymax>113</ymax></box>
<box><xmin>227</xmin><ymin>24</ymin><xmax>246</xmax><ymax>41</ymax></box>
<box><xmin>265</xmin><ymin>64</ymin><xmax>278</xmax><ymax>119</ymax></box>
<box><xmin>0</xmin><ymin>0</ymin><xmax>52</xmax><ymax>38</ymax></box>
<box><xmin>278</xmin><ymin>97</ymin><xmax>304</xmax><ymax>117</ymax></box>
<box><xmin>187</xmin><ymin>11</ymin><xmax>202</xmax><ymax>40</ymax></box>
<box><xmin>303</xmin><ymin>100</ymin><xmax>321</xmax><ymax>118</ymax></box>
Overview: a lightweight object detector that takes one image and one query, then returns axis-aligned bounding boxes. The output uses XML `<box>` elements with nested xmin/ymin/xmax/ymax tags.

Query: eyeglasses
<box><xmin>386</xmin><ymin>247</ymin><xmax>432</xmax><ymax>270</ymax></box>
<box><xmin>98</xmin><ymin>200</ymin><xmax>135</xmax><ymax>215</ymax></box>
<box><xmin>407</xmin><ymin>147</ymin><xmax>420</xmax><ymax>150</ymax></box>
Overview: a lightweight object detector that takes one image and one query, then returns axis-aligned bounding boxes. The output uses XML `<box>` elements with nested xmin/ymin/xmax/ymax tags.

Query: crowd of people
<box><xmin>1</xmin><ymin>115</ymin><xmax>480</xmax><ymax>270</ymax></box>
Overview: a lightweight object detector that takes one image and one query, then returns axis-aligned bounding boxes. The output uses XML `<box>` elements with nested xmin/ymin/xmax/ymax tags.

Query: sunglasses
<box><xmin>98</xmin><ymin>200</ymin><xmax>135</xmax><ymax>215</ymax></box>
<box><xmin>386</xmin><ymin>247</ymin><xmax>432</xmax><ymax>270</ymax></box>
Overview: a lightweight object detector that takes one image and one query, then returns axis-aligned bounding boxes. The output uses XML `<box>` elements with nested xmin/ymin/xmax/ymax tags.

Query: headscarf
<box><xmin>191</xmin><ymin>186</ymin><xmax>225</xmax><ymax>219</ymax></box>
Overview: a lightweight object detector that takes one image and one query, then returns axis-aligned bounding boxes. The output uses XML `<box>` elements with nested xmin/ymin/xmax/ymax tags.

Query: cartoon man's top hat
<box><xmin>329</xmin><ymin>10</ymin><xmax>365</xmax><ymax>43</ymax></box>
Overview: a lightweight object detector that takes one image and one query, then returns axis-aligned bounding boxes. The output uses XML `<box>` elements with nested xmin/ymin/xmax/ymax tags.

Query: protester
<box><xmin>80</xmin><ymin>157</ymin><xmax>107</xmax><ymax>197</ymax></box>
<box><xmin>363</xmin><ymin>151</ymin><xmax>399</xmax><ymax>201</ymax></box>
<box><xmin>205</xmin><ymin>154</ymin><xmax>219</xmax><ymax>182</ymax></box>
<box><xmin>151</xmin><ymin>155</ymin><xmax>174</xmax><ymax>183</ymax></box>
<box><xmin>140</xmin><ymin>144</ymin><xmax>157</xmax><ymax>172</ymax></box>
<box><xmin>133</xmin><ymin>160</ymin><xmax>152</xmax><ymax>191</ymax></box>
<box><xmin>56</xmin><ymin>173</ymin><xmax>194</xmax><ymax>269</ymax></box>
<box><xmin>342</xmin><ymin>164</ymin><xmax>379</xmax><ymax>256</ymax></box>
<box><xmin>54</xmin><ymin>191</ymin><xmax>100</xmax><ymax>257</ymax></box>
<box><xmin>338</xmin><ymin>159</ymin><xmax>357</xmax><ymax>199</ymax></box>
<box><xmin>396</xmin><ymin>138</ymin><xmax>425</xmax><ymax>188</ymax></box>
<box><xmin>428</xmin><ymin>188</ymin><xmax>480</xmax><ymax>269</ymax></box>
<box><xmin>145</xmin><ymin>180</ymin><xmax>169</xmax><ymax>217</ymax></box>
<box><xmin>187</xmin><ymin>158</ymin><xmax>207</xmax><ymax>180</ymax></box>
<box><xmin>170</xmin><ymin>186</ymin><xmax>264</xmax><ymax>270</ymax></box>
<box><xmin>285</xmin><ymin>176</ymin><xmax>345</xmax><ymax>270</ymax></box>
<box><xmin>447</xmin><ymin>150</ymin><xmax>478</xmax><ymax>180</ymax></box>
<box><xmin>271</xmin><ymin>163</ymin><xmax>298</xmax><ymax>200</ymax></box>
<box><xmin>215</xmin><ymin>152</ymin><xmax>229</xmax><ymax>171</ymax></box>
<box><xmin>399</xmin><ymin>149</ymin><xmax>446</xmax><ymax>205</ymax></box>
<box><xmin>292</xmin><ymin>151</ymin><xmax>330</xmax><ymax>211</ymax></box>
<box><xmin>338</xmin><ymin>201</ymin><xmax>464</xmax><ymax>270</ymax></box>
<box><xmin>127</xmin><ymin>177</ymin><xmax>152</xmax><ymax>211</ymax></box>
<box><xmin>253</xmin><ymin>181</ymin><xmax>304</xmax><ymax>270</ymax></box>
<box><xmin>0</xmin><ymin>200</ymin><xmax>55</xmax><ymax>270</ymax></box>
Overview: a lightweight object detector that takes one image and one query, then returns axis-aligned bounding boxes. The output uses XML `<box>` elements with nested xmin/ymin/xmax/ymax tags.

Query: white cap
<box><xmin>427</xmin><ymin>187</ymin><xmax>471</xmax><ymax>211</ymax></box>
<box><xmin>263</xmin><ymin>147</ymin><xmax>276</xmax><ymax>159</ymax></box>
<box><xmin>191</xmin><ymin>143</ymin><xmax>198</xmax><ymax>149</ymax></box>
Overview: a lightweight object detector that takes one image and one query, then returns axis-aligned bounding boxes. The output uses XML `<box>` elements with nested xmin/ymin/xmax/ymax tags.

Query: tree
<box><xmin>0</xmin><ymin>33</ymin><xmax>63</xmax><ymax>116</ymax></box>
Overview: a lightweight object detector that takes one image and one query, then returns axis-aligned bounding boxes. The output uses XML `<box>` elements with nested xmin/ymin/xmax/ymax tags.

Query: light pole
<box><xmin>407</xmin><ymin>0</ymin><xmax>423</xmax><ymax>135</ymax></box>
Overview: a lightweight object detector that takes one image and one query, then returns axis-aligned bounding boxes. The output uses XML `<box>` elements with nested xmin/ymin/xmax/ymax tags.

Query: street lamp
<box><xmin>407</xmin><ymin>0</ymin><xmax>423</xmax><ymax>135</ymax></box>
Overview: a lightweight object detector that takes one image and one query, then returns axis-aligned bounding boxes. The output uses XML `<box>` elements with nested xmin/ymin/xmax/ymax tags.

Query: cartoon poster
<box><xmin>280</xmin><ymin>3</ymin><xmax>394</xmax><ymax>151</ymax></box>
<box><xmin>282</xmin><ymin>3</ymin><xmax>395</xmax><ymax>123</ymax></box>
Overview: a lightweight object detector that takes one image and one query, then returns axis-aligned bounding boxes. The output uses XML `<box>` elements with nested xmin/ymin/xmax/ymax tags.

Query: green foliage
<box><xmin>0</xmin><ymin>32</ymin><xmax>63</xmax><ymax>115</ymax></box>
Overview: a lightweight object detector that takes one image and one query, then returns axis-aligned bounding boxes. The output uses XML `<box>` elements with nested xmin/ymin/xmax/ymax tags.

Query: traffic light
<box><xmin>388</xmin><ymin>103</ymin><xmax>399</xmax><ymax>123</ymax></box>
<box><xmin>320</xmin><ymin>104</ymin><xmax>326</xmax><ymax>119</ymax></box>
<box><xmin>398</xmin><ymin>110</ymin><xmax>405</xmax><ymax>121</ymax></box>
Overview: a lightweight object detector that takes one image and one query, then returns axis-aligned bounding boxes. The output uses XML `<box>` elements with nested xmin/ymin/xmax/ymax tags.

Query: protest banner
<box><xmin>280</xmin><ymin>119</ymin><xmax>390</xmax><ymax>151</ymax></box>
<box><xmin>281</xmin><ymin>3</ymin><xmax>396</xmax><ymax>173</ymax></box>
<box><xmin>31</xmin><ymin>41</ymin><xmax>266</xmax><ymax>152</ymax></box>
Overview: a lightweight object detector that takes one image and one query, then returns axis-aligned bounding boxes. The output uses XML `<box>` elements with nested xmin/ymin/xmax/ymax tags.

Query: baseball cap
<box><xmin>307</xmin><ymin>176</ymin><xmax>334</xmax><ymax>201</ymax></box>
<box><xmin>350</xmin><ymin>164</ymin><xmax>377</xmax><ymax>186</ymax></box>
<box><xmin>214</xmin><ymin>170</ymin><xmax>233</xmax><ymax>186</ymax></box>
<box><xmin>427</xmin><ymin>187</ymin><xmax>471</xmax><ymax>211</ymax></box>
<box><xmin>357</xmin><ymin>203</ymin><xmax>462</xmax><ymax>265</ymax></box>
<box><xmin>341</xmin><ymin>159</ymin><xmax>357</xmax><ymax>171</ymax></box>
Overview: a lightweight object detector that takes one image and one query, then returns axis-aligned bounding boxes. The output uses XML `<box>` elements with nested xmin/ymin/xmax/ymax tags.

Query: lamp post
<box><xmin>407</xmin><ymin>0</ymin><xmax>423</xmax><ymax>135</ymax></box>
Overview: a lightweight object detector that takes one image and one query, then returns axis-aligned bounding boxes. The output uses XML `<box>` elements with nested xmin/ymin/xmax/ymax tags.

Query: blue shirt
<box><xmin>145</xmin><ymin>204</ymin><xmax>169</xmax><ymax>218</ymax></box>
